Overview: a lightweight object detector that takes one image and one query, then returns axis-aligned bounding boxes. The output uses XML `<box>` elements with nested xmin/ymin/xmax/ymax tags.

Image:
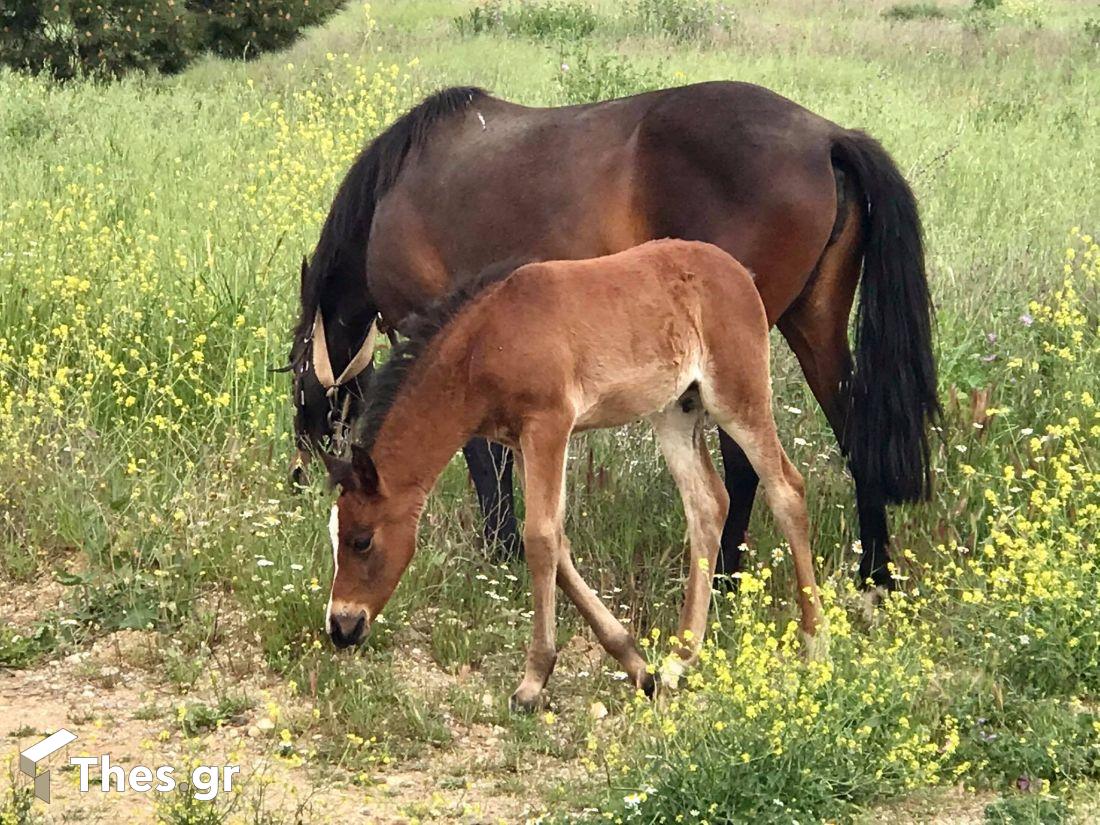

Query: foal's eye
<box><xmin>351</xmin><ymin>534</ymin><xmax>373</xmax><ymax>553</ymax></box>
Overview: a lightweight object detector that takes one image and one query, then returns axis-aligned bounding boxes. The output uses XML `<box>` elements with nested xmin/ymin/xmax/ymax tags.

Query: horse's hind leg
<box><xmin>716</xmin><ymin>430</ymin><xmax>759</xmax><ymax>578</ymax></box>
<box><xmin>777</xmin><ymin>200</ymin><xmax>894</xmax><ymax>590</ymax></box>
<box><xmin>650</xmin><ymin>397</ymin><xmax>730</xmax><ymax>658</ymax></box>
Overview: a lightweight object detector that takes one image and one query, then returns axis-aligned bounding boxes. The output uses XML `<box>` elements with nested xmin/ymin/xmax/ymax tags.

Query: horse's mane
<box><xmin>357</xmin><ymin>259</ymin><xmax>529</xmax><ymax>454</ymax></box>
<box><xmin>289</xmin><ymin>86</ymin><xmax>489</xmax><ymax>370</ymax></box>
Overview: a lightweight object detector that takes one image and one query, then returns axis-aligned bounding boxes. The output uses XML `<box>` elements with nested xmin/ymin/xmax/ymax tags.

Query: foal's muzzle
<box><xmin>329</xmin><ymin>610</ymin><xmax>369</xmax><ymax>648</ymax></box>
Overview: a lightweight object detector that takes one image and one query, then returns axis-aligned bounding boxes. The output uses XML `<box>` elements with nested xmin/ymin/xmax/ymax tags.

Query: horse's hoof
<box><xmin>859</xmin><ymin>586</ymin><xmax>890</xmax><ymax>623</ymax></box>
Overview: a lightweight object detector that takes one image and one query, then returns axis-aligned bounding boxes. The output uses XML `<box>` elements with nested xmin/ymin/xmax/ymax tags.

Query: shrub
<box><xmin>187</xmin><ymin>0</ymin><xmax>349</xmax><ymax>60</ymax></box>
<box><xmin>999</xmin><ymin>0</ymin><xmax>1047</xmax><ymax>29</ymax></box>
<box><xmin>452</xmin><ymin>2</ymin><xmax>506</xmax><ymax>37</ymax></box>
<box><xmin>883</xmin><ymin>2</ymin><xmax>948</xmax><ymax>21</ymax></box>
<box><xmin>0</xmin><ymin>0</ymin><xmax>197</xmax><ymax>80</ymax></box>
<box><xmin>0</xmin><ymin>0</ymin><xmax>348</xmax><ymax>79</ymax></box>
<box><xmin>453</xmin><ymin>1</ymin><xmax>599</xmax><ymax>42</ymax></box>
<box><xmin>555</xmin><ymin>48</ymin><xmax>668</xmax><ymax>104</ymax></box>
<box><xmin>628</xmin><ymin>0</ymin><xmax>736</xmax><ymax>43</ymax></box>
<box><xmin>1087</xmin><ymin>18</ymin><xmax>1100</xmax><ymax>45</ymax></box>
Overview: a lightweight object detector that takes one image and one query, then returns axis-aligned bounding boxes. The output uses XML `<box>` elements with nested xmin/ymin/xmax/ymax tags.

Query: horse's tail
<box><xmin>831</xmin><ymin>130</ymin><xmax>939</xmax><ymax>504</ymax></box>
<box><xmin>289</xmin><ymin>85</ymin><xmax>488</xmax><ymax>372</ymax></box>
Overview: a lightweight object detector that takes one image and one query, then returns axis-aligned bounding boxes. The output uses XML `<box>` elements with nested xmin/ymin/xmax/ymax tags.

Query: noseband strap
<box><xmin>312</xmin><ymin>311</ymin><xmax>379</xmax><ymax>392</ymax></box>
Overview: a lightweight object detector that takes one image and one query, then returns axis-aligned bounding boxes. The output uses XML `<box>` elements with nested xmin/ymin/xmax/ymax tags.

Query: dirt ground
<box><xmin>0</xmin><ymin>578</ymin><xmax>561</xmax><ymax>824</ymax></box>
<box><xmin>0</xmin><ymin>580</ymin><xmax>1063</xmax><ymax>825</ymax></box>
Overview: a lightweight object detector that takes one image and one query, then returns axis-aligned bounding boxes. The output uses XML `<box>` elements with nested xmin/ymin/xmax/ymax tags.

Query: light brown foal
<box><xmin>321</xmin><ymin>240</ymin><xmax>823</xmax><ymax>710</ymax></box>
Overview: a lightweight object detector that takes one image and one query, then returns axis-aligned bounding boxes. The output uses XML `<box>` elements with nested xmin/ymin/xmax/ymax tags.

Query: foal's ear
<box><xmin>320</xmin><ymin>451</ymin><xmax>356</xmax><ymax>491</ymax></box>
<box><xmin>299</xmin><ymin>256</ymin><xmax>309</xmax><ymax>286</ymax></box>
<box><xmin>350</xmin><ymin>444</ymin><xmax>379</xmax><ymax>493</ymax></box>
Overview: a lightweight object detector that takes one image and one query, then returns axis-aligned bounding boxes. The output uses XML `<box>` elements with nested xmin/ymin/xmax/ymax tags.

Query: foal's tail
<box><xmin>831</xmin><ymin>131</ymin><xmax>939</xmax><ymax>504</ymax></box>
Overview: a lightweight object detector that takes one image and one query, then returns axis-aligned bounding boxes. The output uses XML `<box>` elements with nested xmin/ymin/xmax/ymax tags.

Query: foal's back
<box><xmin>467</xmin><ymin>239</ymin><xmax>767</xmax><ymax>432</ymax></box>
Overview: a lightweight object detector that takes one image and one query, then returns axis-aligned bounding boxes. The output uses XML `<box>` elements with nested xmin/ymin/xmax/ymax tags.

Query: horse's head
<box><xmin>289</xmin><ymin>259</ymin><xmax>376</xmax><ymax>486</ymax></box>
<box><xmin>322</xmin><ymin>445</ymin><xmax>415</xmax><ymax>648</ymax></box>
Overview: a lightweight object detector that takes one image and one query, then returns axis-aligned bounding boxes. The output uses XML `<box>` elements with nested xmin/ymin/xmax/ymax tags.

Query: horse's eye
<box><xmin>351</xmin><ymin>534</ymin><xmax>373</xmax><ymax>553</ymax></box>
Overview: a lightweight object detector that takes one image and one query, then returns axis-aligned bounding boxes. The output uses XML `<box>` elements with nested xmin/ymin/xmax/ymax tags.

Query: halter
<box><xmin>309</xmin><ymin>311</ymin><xmax>379</xmax><ymax>450</ymax></box>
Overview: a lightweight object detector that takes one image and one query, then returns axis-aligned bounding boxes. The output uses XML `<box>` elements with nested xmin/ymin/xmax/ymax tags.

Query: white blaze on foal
<box><xmin>325</xmin><ymin>503</ymin><xmax>339</xmax><ymax>630</ymax></box>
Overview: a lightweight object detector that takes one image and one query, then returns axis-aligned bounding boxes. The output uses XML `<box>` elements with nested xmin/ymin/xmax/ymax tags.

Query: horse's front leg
<box><xmin>509</xmin><ymin>418</ymin><xmax>571</xmax><ymax>712</ymax></box>
<box><xmin>462</xmin><ymin>438</ymin><xmax>522</xmax><ymax>560</ymax></box>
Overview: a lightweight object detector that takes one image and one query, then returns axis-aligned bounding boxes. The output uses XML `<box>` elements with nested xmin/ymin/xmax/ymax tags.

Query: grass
<box><xmin>884</xmin><ymin>3</ymin><xmax>949</xmax><ymax>21</ymax></box>
<box><xmin>0</xmin><ymin>0</ymin><xmax>1098</xmax><ymax>821</ymax></box>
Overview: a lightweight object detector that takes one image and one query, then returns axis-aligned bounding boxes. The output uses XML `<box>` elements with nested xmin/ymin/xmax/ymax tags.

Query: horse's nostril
<box><xmin>329</xmin><ymin>611</ymin><xmax>368</xmax><ymax>648</ymax></box>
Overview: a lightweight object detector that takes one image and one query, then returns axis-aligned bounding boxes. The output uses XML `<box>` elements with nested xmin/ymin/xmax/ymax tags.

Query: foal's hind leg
<box><xmin>650</xmin><ymin>401</ymin><xmax>730</xmax><ymax>658</ymax></box>
<box><xmin>701</xmin><ymin>382</ymin><xmax>824</xmax><ymax>639</ymax></box>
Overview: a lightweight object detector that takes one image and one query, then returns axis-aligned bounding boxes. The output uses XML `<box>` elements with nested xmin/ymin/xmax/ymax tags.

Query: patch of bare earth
<box><xmin>864</xmin><ymin>786</ymin><xmax>998</xmax><ymax>824</ymax></box>
<box><xmin>0</xmin><ymin>582</ymin><xmax>570</xmax><ymax>823</ymax></box>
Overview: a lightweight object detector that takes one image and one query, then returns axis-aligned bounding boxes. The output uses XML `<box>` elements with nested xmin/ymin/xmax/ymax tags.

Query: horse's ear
<box><xmin>320</xmin><ymin>451</ymin><xmax>356</xmax><ymax>491</ymax></box>
<box><xmin>300</xmin><ymin>256</ymin><xmax>309</xmax><ymax>283</ymax></box>
<box><xmin>350</xmin><ymin>444</ymin><xmax>378</xmax><ymax>493</ymax></box>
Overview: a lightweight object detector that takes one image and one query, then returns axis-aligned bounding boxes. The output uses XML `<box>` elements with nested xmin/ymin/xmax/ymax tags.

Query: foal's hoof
<box><xmin>799</xmin><ymin>628</ymin><xmax>831</xmax><ymax>663</ymax></box>
<box><xmin>508</xmin><ymin>687</ymin><xmax>546</xmax><ymax>714</ymax></box>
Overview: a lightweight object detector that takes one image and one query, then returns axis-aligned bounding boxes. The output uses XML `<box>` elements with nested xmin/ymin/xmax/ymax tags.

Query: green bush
<box><xmin>453</xmin><ymin>1</ymin><xmax>599</xmax><ymax>42</ymax></box>
<box><xmin>555</xmin><ymin>47</ymin><xmax>668</xmax><ymax>104</ymax></box>
<box><xmin>0</xmin><ymin>0</ymin><xmax>197</xmax><ymax>80</ymax></box>
<box><xmin>1087</xmin><ymin>18</ymin><xmax>1100</xmax><ymax>45</ymax></box>
<box><xmin>187</xmin><ymin>0</ymin><xmax>348</xmax><ymax>60</ymax></box>
<box><xmin>0</xmin><ymin>0</ymin><xmax>348</xmax><ymax>79</ymax></box>
<box><xmin>628</xmin><ymin>0</ymin><xmax>736</xmax><ymax>43</ymax></box>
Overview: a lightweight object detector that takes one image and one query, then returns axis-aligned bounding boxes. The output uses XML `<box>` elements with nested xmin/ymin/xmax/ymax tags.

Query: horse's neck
<box><xmin>372</xmin><ymin>342</ymin><xmax>482</xmax><ymax>500</ymax></box>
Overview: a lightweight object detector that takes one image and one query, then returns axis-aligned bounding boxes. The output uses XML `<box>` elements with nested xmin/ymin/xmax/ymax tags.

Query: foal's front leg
<box><xmin>509</xmin><ymin>421</ymin><xmax>570</xmax><ymax>712</ymax></box>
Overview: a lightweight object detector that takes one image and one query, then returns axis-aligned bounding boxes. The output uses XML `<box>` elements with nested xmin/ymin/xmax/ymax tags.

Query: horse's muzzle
<box><xmin>329</xmin><ymin>609</ymin><xmax>369</xmax><ymax>648</ymax></box>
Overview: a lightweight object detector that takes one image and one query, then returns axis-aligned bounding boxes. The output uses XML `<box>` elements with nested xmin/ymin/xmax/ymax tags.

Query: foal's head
<box><xmin>322</xmin><ymin>445</ymin><xmax>416</xmax><ymax>648</ymax></box>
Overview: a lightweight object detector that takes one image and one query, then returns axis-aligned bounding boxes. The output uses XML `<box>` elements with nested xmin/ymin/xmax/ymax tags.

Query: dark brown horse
<box><xmin>289</xmin><ymin>81</ymin><xmax>938</xmax><ymax>589</ymax></box>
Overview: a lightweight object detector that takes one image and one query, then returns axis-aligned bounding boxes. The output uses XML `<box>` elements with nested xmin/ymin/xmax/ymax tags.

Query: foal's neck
<box><xmin>371</xmin><ymin>335</ymin><xmax>484</xmax><ymax>507</ymax></box>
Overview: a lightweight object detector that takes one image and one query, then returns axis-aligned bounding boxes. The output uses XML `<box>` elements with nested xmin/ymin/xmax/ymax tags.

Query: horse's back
<box><xmin>369</xmin><ymin>81</ymin><xmax>842</xmax><ymax>328</ymax></box>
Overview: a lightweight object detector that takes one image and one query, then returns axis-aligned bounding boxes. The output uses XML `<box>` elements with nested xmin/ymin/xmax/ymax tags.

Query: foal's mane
<box><xmin>357</xmin><ymin>259</ymin><xmax>528</xmax><ymax>453</ymax></box>
<box><xmin>289</xmin><ymin>86</ymin><xmax>488</xmax><ymax>371</ymax></box>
